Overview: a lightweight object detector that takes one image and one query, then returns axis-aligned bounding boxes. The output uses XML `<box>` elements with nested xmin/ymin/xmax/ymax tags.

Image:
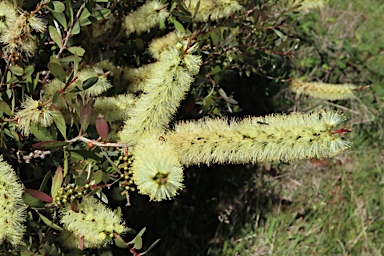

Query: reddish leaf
<box><xmin>80</xmin><ymin>103</ymin><xmax>92</xmax><ymax>131</ymax></box>
<box><xmin>32</xmin><ymin>140</ymin><xmax>69</xmax><ymax>150</ymax></box>
<box><xmin>25</xmin><ymin>189</ymin><xmax>53</xmax><ymax>203</ymax></box>
<box><xmin>95</xmin><ymin>114</ymin><xmax>109</xmax><ymax>140</ymax></box>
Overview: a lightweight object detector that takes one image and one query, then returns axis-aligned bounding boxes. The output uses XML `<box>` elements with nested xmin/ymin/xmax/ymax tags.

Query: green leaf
<box><xmin>210</xmin><ymin>65</ymin><xmax>221</xmax><ymax>75</ymax></box>
<box><xmin>51</xmin><ymin>166</ymin><xmax>63</xmax><ymax>197</ymax></box>
<box><xmin>129</xmin><ymin>227</ymin><xmax>146</xmax><ymax>250</ymax></box>
<box><xmin>68</xmin><ymin>150</ymin><xmax>103</xmax><ymax>161</ymax></box>
<box><xmin>22</xmin><ymin>192</ymin><xmax>45</xmax><ymax>208</ymax></box>
<box><xmin>60</xmin><ymin>55</ymin><xmax>82</xmax><ymax>64</ymax></box>
<box><xmin>48</xmin><ymin>25</ymin><xmax>62</xmax><ymax>47</ymax></box>
<box><xmin>50</xmin><ymin>105</ymin><xmax>67</xmax><ymax>139</ymax></box>
<box><xmin>91</xmin><ymin>8</ymin><xmax>111</xmax><ymax>21</ymax></box>
<box><xmin>75</xmin><ymin>177</ymin><xmax>86</xmax><ymax>187</ymax></box>
<box><xmin>37</xmin><ymin>213</ymin><xmax>63</xmax><ymax>231</ymax></box>
<box><xmin>71</xmin><ymin>21</ymin><xmax>80</xmax><ymax>35</ymax></box>
<box><xmin>23</xmin><ymin>65</ymin><xmax>34</xmax><ymax>77</ymax></box>
<box><xmin>39</xmin><ymin>171</ymin><xmax>52</xmax><ymax>192</ymax></box>
<box><xmin>9</xmin><ymin>66</ymin><xmax>24</xmax><ymax>76</ymax></box>
<box><xmin>32</xmin><ymin>140</ymin><xmax>69</xmax><ymax>150</ymax></box>
<box><xmin>192</xmin><ymin>0</ymin><xmax>200</xmax><ymax>18</ymax></box>
<box><xmin>0</xmin><ymin>100</ymin><xmax>12</xmax><ymax>116</ymax></box>
<box><xmin>102</xmin><ymin>173</ymin><xmax>109</xmax><ymax>184</ymax></box>
<box><xmin>52</xmin><ymin>91</ymin><xmax>60</xmax><ymax>104</ymax></box>
<box><xmin>51</xmin><ymin>1</ymin><xmax>65</xmax><ymax>12</ymax></box>
<box><xmin>48</xmin><ymin>62</ymin><xmax>66</xmax><ymax>83</ymax></box>
<box><xmin>30</xmin><ymin>122</ymin><xmax>56</xmax><ymax>141</ymax></box>
<box><xmin>80</xmin><ymin>103</ymin><xmax>92</xmax><ymax>131</ymax></box>
<box><xmin>94</xmin><ymin>170</ymin><xmax>103</xmax><ymax>184</ymax></box>
<box><xmin>82</xmin><ymin>77</ymin><xmax>99</xmax><ymax>90</ymax></box>
<box><xmin>52</xmin><ymin>11</ymin><xmax>68</xmax><ymax>29</ymax></box>
<box><xmin>67</xmin><ymin>46</ymin><xmax>86</xmax><ymax>56</ymax></box>
<box><xmin>173</xmin><ymin>19</ymin><xmax>185</xmax><ymax>33</ymax></box>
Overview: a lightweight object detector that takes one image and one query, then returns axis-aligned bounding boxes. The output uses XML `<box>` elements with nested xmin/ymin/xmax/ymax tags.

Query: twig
<box><xmin>0</xmin><ymin>55</ymin><xmax>12</xmax><ymax>91</ymax></box>
<box><xmin>67</xmin><ymin>135</ymin><xmax>128</xmax><ymax>148</ymax></box>
<box><xmin>41</xmin><ymin>5</ymin><xmax>85</xmax><ymax>84</ymax></box>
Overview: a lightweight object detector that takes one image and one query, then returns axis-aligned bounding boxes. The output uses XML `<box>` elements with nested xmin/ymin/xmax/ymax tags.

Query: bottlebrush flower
<box><xmin>0</xmin><ymin>2</ymin><xmax>17</xmax><ymax>33</ymax></box>
<box><xmin>15</xmin><ymin>97</ymin><xmax>56</xmax><ymax>136</ymax></box>
<box><xmin>123</xmin><ymin>1</ymin><xmax>170</xmax><ymax>36</ymax></box>
<box><xmin>93</xmin><ymin>94</ymin><xmax>136</xmax><ymax>122</ymax></box>
<box><xmin>164</xmin><ymin>110</ymin><xmax>351</xmax><ymax>166</ymax></box>
<box><xmin>291</xmin><ymin>0</ymin><xmax>329</xmax><ymax>10</ymax></box>
<box><xmin>291</xmin><ymin>78</ymin><xmax>357</xmax><ymax>100</ymax></box>
<box><xmin>148</xmin><ymin>31</ymin><xmax>181</xmax><ymax>60</ymax></box>
<box><xmin>0</xmin><ymin>155</ymin><xmax>27</xmax><ymax>246</ymax></box>
<box><xmin>0</xmin><ymin>7</ymin><xmax>46</xmax><ymax>55</ymax></box>
<box><xmin>118</xmin><ymin>38</ymin><xmax>202</xmax><ymax>145</ymax></box>
<box><xmin>124</xmin><ymin>63</ymin><xmax>156</xmax><ymax>93</ymax></box>
<box><xmin>59</xmin><ymin>197</ymin><xmax>126</xmax><ymax>249</ymax></box>
<box><xmin>132</xmin><ymin>135</ymin><xmax>184</xmax><ymax>202</ymax></box>
<box><xmin>184</xmin><ymin>0</ymin><xmax>242</xmax><ymax>22</ymax></box>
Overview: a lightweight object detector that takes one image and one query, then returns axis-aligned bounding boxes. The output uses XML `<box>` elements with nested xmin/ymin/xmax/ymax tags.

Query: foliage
<box><xmin>0</xmin><ymin>0</ymin><xmax>377</xmax><ymax>255</ymax></box>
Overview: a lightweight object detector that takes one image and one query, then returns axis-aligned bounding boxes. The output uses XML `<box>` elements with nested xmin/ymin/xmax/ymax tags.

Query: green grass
<box><xmin>211</xmin><ymin>139</ymin><xmax>384</xmax><ymax>255</ymax></box>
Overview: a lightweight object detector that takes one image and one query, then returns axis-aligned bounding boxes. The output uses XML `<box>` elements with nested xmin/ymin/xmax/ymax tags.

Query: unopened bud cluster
<box><xmin>53</xmin><ymin>184</ymin><xmax>91</xmax><ymax>207</ymax></box>
<box><xmin>116</xmin><ymin>153</ymin><xmax>136</xmax><ymax>192</ymax></box>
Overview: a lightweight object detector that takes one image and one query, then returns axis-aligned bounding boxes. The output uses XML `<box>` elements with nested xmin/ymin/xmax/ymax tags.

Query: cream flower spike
<box><xmin>164</xmin><ymin>110</ymin><xmax>351</xmax><ymax>166</ymax></box>
<box><xmin>123</xmin><ymin>1</ymin><xmax>170</xmax><ymax>36</ymax></box>
<box><xmin>59</xmin><ymin>197</ymin><xmax>126</xmax><ymax>249</ymax></box>
<box><xmin>291</xmin><ymin>78</ymin><xmax>357</xmax><ymax>100</ymax></box>
<box><xmin>0</xmin><ymin>155</ymin><xmax>27</xmax><ymax>246</ymax></box>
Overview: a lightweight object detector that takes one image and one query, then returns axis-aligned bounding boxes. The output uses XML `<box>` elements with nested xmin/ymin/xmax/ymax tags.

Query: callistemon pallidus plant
<box><xmin>291</xmin><ymin>78</ymin><xmax>357</xmax><ymax>100</ymax></box>
<box><xmin>164</xmin><ymin>111</ymin><xmax>351</xmax><ymax>166</ymax></box>
<box><xmin>132</xmin><ymin>135</ymin><xmax>184</xmax><ymax>201</ymax></box>
<box><xmin>118</xmin><ymin>37</ymin><xmax>202</xmax><ymax>145</ymax></box>
<box><xmin>59</xmin><ymin>197</ymin><xmax>126</xmax><ymax>249</ymax></box>
<box><xmin>0</xmin><ymin>155</ymin><xmax>27</xmax><ymax>246</ymax></box>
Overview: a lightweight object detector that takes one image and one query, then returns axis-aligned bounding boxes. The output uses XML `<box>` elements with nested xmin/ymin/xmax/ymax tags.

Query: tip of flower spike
<box><xmin>132</xmin><ymin>136</ymin><xmax>184</xmax><ymax>202</ymax></box>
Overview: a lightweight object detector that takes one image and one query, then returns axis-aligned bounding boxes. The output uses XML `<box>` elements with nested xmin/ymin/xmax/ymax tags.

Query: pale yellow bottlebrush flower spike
<box><xmin>0</xmin><ymin>2</ymin><xmax>18</xmax><ymax>33</ymax></box>
<box><xmin>118</xmin><ymin>37</ymin><xmax>202</xmax><ymax>145</ymax></box>
<box><xmin>123</xmin><ymin>1</ymin><xmax>170</xmax><ymax>36</ymax></box>
<box><xmin>15</xmin><ymin>97</ymin><xmax>56</xmax><ymax>136</ymax></box>
<box><xmin>284</xmin><ymin>0</ymin><xmax>329</xmax><ymax>10</ymax></box>
<box><xmin>123</xmin><ymin>63</ymin><xmax>156</xmax><ymax>93</ymax></box>
<box><xmin>59</xmin><ymin>197</ymin><xmax>126</xmax><ymax>249</ymax></box>
<box><xmin>164</xmin><ymin>110</ymin><xmax>351</xmax><ymax>166</ymax></box>
<box><xmin>0</xmin><ymin>155</ymin><xmax>27</xmax><ymax>246</ymax></box>
<box><xmin>291</xmin><ymin>78</ymin><xmax>357</xmax><ymax>100</ymax></box>
<box><xmin>132</xmin><ymin>135</ymin><xmax>184</xmax><ymax>202</ymax></box>
<box><xmin>93</xmin><ymin>94</ymin><xmax>136</xmax><ymax>122</ymax></box>
<box><xmin>184</xmin><ymin>0</ymin><xmax>242</xmax><ymax>22</ymax></box>
<box><xmin>148</xmin><ymin>31</ymin><xmax>181</xmax><ymax>60</ymax></box>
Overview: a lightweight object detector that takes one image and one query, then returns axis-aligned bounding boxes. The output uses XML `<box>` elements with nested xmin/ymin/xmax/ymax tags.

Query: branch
<box><xmin>41</xmin><ymin>4</ymin><xmax>85</xmax><ymax>84</ymax></box>
<box><xmin>67</xmin><ymin>135</ymin><xmax>128</xmax><ymax>148</ymax></box>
